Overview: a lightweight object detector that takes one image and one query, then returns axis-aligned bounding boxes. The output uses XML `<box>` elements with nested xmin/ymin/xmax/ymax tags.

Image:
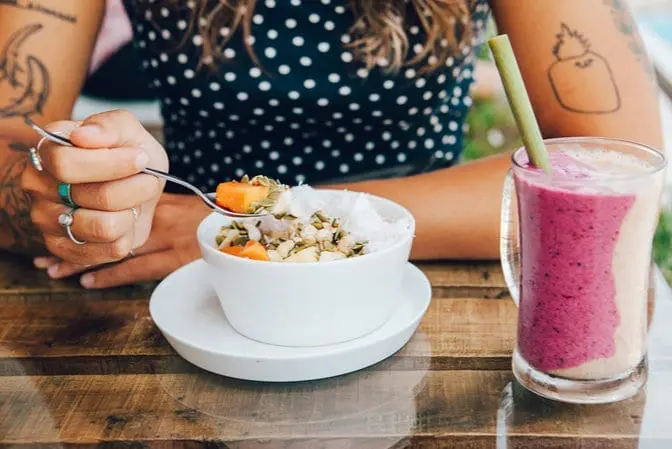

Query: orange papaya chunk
<box><xmin>239</xmin><ymin>240</ymin><xmax>270</xmax><ymax>261</ymax></box>
<box><xmin>220</xmin><ymin>245</ymin><xmax>245</xmax><ymax>256</ymax></box>
<box><xmin>215</xmin><ymin>181</ymin><xmax>270</xmax><ymax>214</ymax></box>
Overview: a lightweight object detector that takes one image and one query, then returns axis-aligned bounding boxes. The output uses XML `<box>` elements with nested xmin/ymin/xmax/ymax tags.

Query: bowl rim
<box><xmin>197</xmin><ymin>188</ymin><xmax>416</xmax><ymax>267</ymax></box>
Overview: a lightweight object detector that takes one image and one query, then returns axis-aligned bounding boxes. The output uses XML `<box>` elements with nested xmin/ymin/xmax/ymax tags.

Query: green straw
<box><xmin>488</xmin><ymin>34</ymin><xmax>552</xmax><ymax>174</ymax></box>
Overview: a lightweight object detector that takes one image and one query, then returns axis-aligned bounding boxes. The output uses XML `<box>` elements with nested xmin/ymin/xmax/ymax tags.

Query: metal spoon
<box><xmin>26</xmin><ymin>117</ymin><xmax>269</xmax><ymax>219</ymax></box>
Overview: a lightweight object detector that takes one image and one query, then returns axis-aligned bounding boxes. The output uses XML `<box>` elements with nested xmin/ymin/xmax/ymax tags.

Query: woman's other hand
<box><xmin>21</xmin><ymin>109</ymin><xmax>168</xmax><ymax>266</ymax></box>
<box><xmin>33</xmin><ymin>193</ymin><xmax>209</xmax><ymax>289</ymax></box>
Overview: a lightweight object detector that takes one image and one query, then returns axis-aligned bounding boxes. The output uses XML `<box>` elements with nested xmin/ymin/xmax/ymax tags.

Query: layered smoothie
<box><xmin>514</xmin><ymin>147</ymin><xmax>663</xmax><ymax>380</ymax></box>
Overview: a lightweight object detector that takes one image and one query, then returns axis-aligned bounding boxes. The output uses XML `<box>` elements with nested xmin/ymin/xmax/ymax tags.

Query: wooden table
<box><xmin>1</xmin><ymin>255</ymin><xmax>671</xmax><ymax>448</ymax></box>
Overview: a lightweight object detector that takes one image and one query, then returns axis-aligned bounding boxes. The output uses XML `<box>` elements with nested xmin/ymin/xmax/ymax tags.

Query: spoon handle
<box><xmin>141</xmin><ymin>168</ymin><xmax>217</xmax><ymax>207</ymax></box>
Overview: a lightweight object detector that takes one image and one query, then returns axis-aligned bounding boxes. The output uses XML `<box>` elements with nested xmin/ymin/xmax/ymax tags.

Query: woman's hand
<box><xmin>33</xmin><ymin>193</ymin><xmax>210</xmax><ymax>289</ymax></box>
<box><xmin>21</xmin><ymin>110</ymin><xmax>168</xmax><ymax>266</ymax></box>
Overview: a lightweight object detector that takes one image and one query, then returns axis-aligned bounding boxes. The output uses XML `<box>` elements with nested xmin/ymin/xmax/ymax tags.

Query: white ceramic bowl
<box><xmin>196</xmin><ymin>189</ymin><xmax>415</xmax><ymax>347</ymax></box>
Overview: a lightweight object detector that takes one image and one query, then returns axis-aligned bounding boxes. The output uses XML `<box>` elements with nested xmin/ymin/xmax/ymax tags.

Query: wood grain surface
<box><xmin>1</xmin><ymin>252</ymin><xmax>671</xmax><ymax>448</ymax></box>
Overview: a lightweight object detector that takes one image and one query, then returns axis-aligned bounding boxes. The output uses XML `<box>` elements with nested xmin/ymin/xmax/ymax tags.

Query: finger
<box><xmin>31</xmin><ymin>200</ymin><xmax>136</xmax><ymax>243</ymax></box>
<box><xmin>24</xmin><ymin>171</ymin><xmax>161</xmax><ymax>212</ymax></box>
<box><xmin>46</xmin><ymin>261</ymin><xmax>93</xmax><ymax>279</ymax></box>
<box><xmin>33</xmin><ymin>256</ymin><xmax>59</xmax><ymax>269</ymax></box>
<box><xmin>68</xmin><ymin>109</ymin><xmax>152</xmax><ymax>149</ymax></box>
<box><xmin>38</xmin><ymin>142</ymin><xmax>150</xmax><ymax>184</ymax></box>
<box><xmin>44</xmin><ymin>233</ymin><xmax>134</xmax><ymax>266</ymax></box>
<box><xmin>80</xmin><ymin>250</ymin><xmax>182</xmax><ymax>289</ymax></box>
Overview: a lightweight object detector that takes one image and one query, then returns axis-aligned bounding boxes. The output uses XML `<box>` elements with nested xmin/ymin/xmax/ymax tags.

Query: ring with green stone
<box><xmin>57</xmin><ymin>182</ymin><xmax>77</xmax><ymax>208</ymax></box>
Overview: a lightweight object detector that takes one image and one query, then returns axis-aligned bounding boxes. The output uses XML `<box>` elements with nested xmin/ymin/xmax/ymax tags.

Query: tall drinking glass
<box><xmin>501</xmin><ymin>137</ymin><xmax>667</xmax><ymax>403</ymax></box>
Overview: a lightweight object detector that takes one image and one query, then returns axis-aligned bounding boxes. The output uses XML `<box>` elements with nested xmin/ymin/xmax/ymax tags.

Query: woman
<box><xmin>0</xmin><ymin>0</ymin><xmax>662</xmax><ymax>288</ymax></box>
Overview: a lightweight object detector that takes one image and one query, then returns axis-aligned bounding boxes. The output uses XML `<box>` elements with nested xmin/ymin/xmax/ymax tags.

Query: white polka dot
<box><xmin>177</xmin><ymin>54</ymin><xmax>188</xmax><ymax>64</ymax></box>
<box><xmin>425</xmin><ymin>138</ymin><xmax>435</xmax><ymax>149</ymax></box>
<box><xmin>405</xmin><ymin>68</ymin><xmax>416</xmax><ymax>79</ymax></box>
<box><xmin>423</xmin><ymin>91</ymin><xmax>433</xmax><ymax>101</ymax></box>
<box><xmin>317</xmin><ymin>98</ymin><xmax>329</xmax><ymax>106</ymax></box>
<box><xmin>315</xmin><ymin>161</ymin><xmax>325</xmax><ymax>170</ymax></box>
<box><xmin>255</xmin><ymin>160</ymin><xmax>264</xmax><ymax>168</ymax></box>
<box><xmin>417</xmin><ymin>127</ymin><xmax>426</xmax><ymax>136</ymax></box>
<box><xmin>328</xmin><ymin>73</ymin><xmax>340</xmax><ymax>83</ymax></box>
<box><xmin>284</xmin><ymin>137</ymin><xmax>294</xmax><ymax>145</ymax></box>
<box><xmin>300</xmin><ymin>56</ymin><xmax>312</xmax><ymax>66</ymax></box>
<box><xmin>180</xmin><ymin>98</ymin><xmax>190</xmax><ymax>106</ymax></box>
<box><xmin>289</xmin><ymin>91</ymin><xmax>300</xmax><ymax>100</ymax></box>
<box><xmin>430</xmin><ymin>116</ymin><xmax>440</xmax><ymax>126</ymax></box>
<box><xmin>451</xmin><ymin>97</ymin><xmax>460</xmax><ymax>106</ymax></box>
<box><xmin>339</xmin><ymin>86</ymin><xmax>351</xmax><ymax>96</ymax></box>
<box><xmin>292</xmin><ymin>36</ymin><xmax>304</xmax><ymax>46</ymax></box>
<box><xmin>229</xmin><ymin>114</ymin><xmax>239</xmax><ymax>121</ymax></box>
<box><xmin>309</xmin><ymin>13</ymin><xmax>320</xmax><ymax>23</ymax></box>
<box><xmin>324</xmin><ymin>21</ymin><xmax>335</xmax><ymax>30</ymax></box>
<box><xmin>353</xmin><ymin>153</ymin><xmax>363</xmax><ymax>162</ymax></box>
<box><xmin>341</xmin><ymin>52</ymin><xmax>353</xmax><ymax>63</ymax></box>
<box><xmin>383</xmin><ymin>80</ymin><xmax>394</xmax><ymax>89</ymax></box>
<box><xmin>317</xmin><ymin>42</ymin><xmax>330</xmax><ymax>52</ymax></box>
<box><xmin>293</xmin><ymin>107</ymin><xmax>303</xmax><ymax>114</ymax></box>
<box><xmin>464</xmin><ymin>96</ymin><xmax>473</xmax><ymax>106</ymax></box>
<box><xmin>150</xmin><ymin>59</ymin><xmax>159</xmax><ymax>68</ymax></box>
<box><xmin>286</xmin><ymin>18</ymin><xmax>297</xmax><ymax>28</ymax></box>
<box><xmin>339</xmin><ymin>163</ymin><xmax>349</xmax><ymax>173</ymax></box>
<box><xmin>304</xmin><ymin>79</ymin><xmax>316</xmax><ymax>89</ymax></box>
<box><xmin>424</xmin><ymin>107</ymin><xmax>433</xmax><ymax>115</ymax></box>
<box><xmin>331</xmin><ymin>149</ymin><xmax>340</xmax><ymax>157</ymax></box>
<box><xmin>256</xmin><ymin>81</ymin><xmax>271</xmax><ymax>92</ymax></box>
<box><xmin>391</xmin><ymin>141</ymin><xmax>400</xmax><ymax>149</ymax></box>
<box><xmin>413</xmin><ymin>43</ymin><xmax>423</xmax><ymax>54</ymax></box>
<box><xmin>167</xmin><ymin>76</ymin><xmax>176</xmax><ymax>85</ymax></box>
<box><xmin>365</xmin><ymin>142</ymin><xmax>375</xmax><ymax>150</ymax></box>
<box><xmin>356</xmin><ymin>68</ymin><xmax>369</xmax><ymax>79</ymax></box>
<box><xmin>208</xmin><ymin>82</ymin><xmax>220</xmax><ymax>92</ymax></box>
<box><xmin>397</xmin><ymin>153</ymin><xmax>407</xmax><ymax>162</ymax></box>
<box><xmin>349</xmin><ymin>103</ymin><xmax>360</xmax><ymax>111</ymax></box>
<box><xmin>246</xmin><ymin>36</ymin><xmax>256</xmax><ymax>45</ymax></box>
<box><xmin>265</xmin><ymin>0</ymin><xmax>276</xmax><ymax>7</ymax></box>
<box><xmin>439</xmin><ymin>90</ymin><xmax>448</xmax><ymax>99</ymax></box>
<box><xmin>291</xmin><ymin>156</ymin><xmax>303</xmax><ymax>165</ymax></box>
<box><xmin>445</xmin><ymin>152</ymin><xmax>454</xmax><ymax>160</ymax></box>
<box><xmin>335</xmin><ymin>5</ymin><xmax>345</xmax><ymax>13</ymax></box>
<box><xmin>253</xmin><ymin>14</ymin><xmax>264</xmax><ymax>25</ymax></box>
<box><xmin>237</xmin><ymin>92</ymin><xmax>248</xmax><ymax>101</ymax></box>
<box><xmin>375</xmin><ymin>154</ymin><xmax>385</xmax><ymax>164</ymax></box>
<box><xmin>269</xmin><ymin>150</ymin><xmax>279</xmax><ymax>159</ymax></box>
<box><xmin>408</xmin><ymin>140</ymin><xmax>417</xmax><ymax>149</ymax></box>
<box><xmin>254</xmin><ymin>108</ymin><xmax>264</xmax><ymax>116</ymax></box>
<box><xmin>382</xmin><ymin>131</ymin><xmax>391</xmax><ymax>141</ymax></box>
<box><xmin>224</xmin><ymin>48</ymin><xmax>236</xmax><ymax>58</ymax></box>
<box><xmin>341</xmin><ymin>34</ymin><xmax>351</xmax><ymax>44</ymax></box>
<box><xmin>438</xmin><ymin>74</ymin><xmax>447</xmax><ymax>84</ymax></box>
<box><xmin>177</xmin><ymin>20</ymin><xmax>187</xmax><ymax>30</ymax></box>
<box><xmin>160</xmin><ymin>53</ymin><xmax>168</xmax><ymax>62</ymax></box>
<box><xmin>220</xmin><ymin>27</ymin><xmax>231</xmax><ymax>37</ymax></box>
<box><xmin>440</xmin><ymin>104</ymin><xmax>449</xmax><ymax>113</ymax></box>
<box><xmin>278</xmin><ymin>64</ymin><xmax>290</xmax><ymax>75</ymax></box>
<box><xmin>192</xmin><ymin>89</ymin><xmax>202</xmax><ymax>98</ymax></box>
<box><xmin>214</xmin><ymin>102</ymin><xmax>224</xmax><ymax>110</ymax></box>
<box><xmin>264</xmin><ymin>125</ymin><xmax>274</xmax><ymax>132</ymax></box>
<box><xmin>192</xmin><ymin>34</ymin><xmax>203</xmax><ymax>46</ymax></box>
<box><xmin>434</xmin><ymin>150</ymin><xmax>444</xmax><ymax>159</ymax></box>
<box><xmin>225</xmin><ymin>72</ymin><xmax>236</xmax><ymax>82</ymax></box>
<box><xmin>267</xmin><ymin>29</ymin><xmax>278</xmax><ymax>39</ymax></box>
<box><xmin>304</xmin><ymin>146</ymin><xmax>313</xmax><ymax>153</ymax></box>
<box><xmin>148</xmin><ymin>30</ymin><xmax>156</xmax><ymax>41</ymax></box>
<box><xmin>410</xmin><ymin>26</ymin><xmax>419</xmax><ymax>35</ymax></box>
<box><xmin>372</xmin><ymin>110</ymin><xmax>382</xmax><ymax>117</ymax></box>
<box><xmin>291</xmin><ymin>0</ymin><xmax>301</xmax><ymax>5</ymax></box>
<box><xmin>276</xmin><ymin>116</ymin><xmax>286</xmax><ymax>122</ymax></box>
<box><xmin>369</xmin><ymin>93</ymin><xmax>380</xmax><ymax>102</ymax></box>
<box><xmin>333</xmin><ymin>112</ymin><xmax>343</xmax><ymax>119</ymax></box>
<box><xmin>265</xmin><ymin>47</ymin><xmax>277</xmax><ymax>58</ymax></box>
<box><xmin>249</xmin><ymin>67</ymin><xmax>262</xmax><ymax>78</ymax></box>
<box><xmin>397</xmin><ymin>96</ymin><xmax>408</xmax><ymax>105</ymax></box>
<box><xmin>445</xmin><ymin>57</ymin><xmax>454</xmax><ymax>67</ymax></box>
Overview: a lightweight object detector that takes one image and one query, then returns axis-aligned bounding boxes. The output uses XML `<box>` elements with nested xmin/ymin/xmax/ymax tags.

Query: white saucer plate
<box><xmin>150</xmin><ymin>259</ymin><xmax>432</xmax><ymax>382</ymax></box>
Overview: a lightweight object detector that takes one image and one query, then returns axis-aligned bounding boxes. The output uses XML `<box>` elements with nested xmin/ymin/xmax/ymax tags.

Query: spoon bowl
<box><xmin>26</xmin><ymin>117</ymin><xmax>270</xmax><ymax>219</ymax></box>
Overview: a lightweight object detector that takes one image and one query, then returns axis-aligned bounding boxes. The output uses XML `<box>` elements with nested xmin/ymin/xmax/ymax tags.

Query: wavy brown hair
<box><xmin>152</xmin><ymin>0</ymin><xmax>473</xmax><ymax>74</ymax></box>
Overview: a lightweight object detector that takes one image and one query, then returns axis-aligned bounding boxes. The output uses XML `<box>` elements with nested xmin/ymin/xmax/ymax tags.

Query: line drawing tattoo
<box><xmin>0</xmin><ymin>23</ymin><xmax>50</xmax><ymax>120</ymax></box>
<box><xmin>548</xmin><ymin>24</ymin><xmax>621</xmax><ymax>114</ymax></box>
<box><xmin>604</xmin><ymin>0</ymin><xmax>653</xmax><ymax>76</ymax></box>
<box><xmin>0</xmin><ymin>152</ymin><xmax>43</xmax><ymax>254</ymax></box>
<box><xmin>0</xmin><ymin>0</ymin><xmax>76</xmax><ymax>24</ymax></box>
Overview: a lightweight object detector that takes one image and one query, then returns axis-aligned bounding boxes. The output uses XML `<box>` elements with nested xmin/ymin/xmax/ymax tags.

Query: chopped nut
<box><xmin>267</xmin><ymin>249</ymin><xmax>283</xmax><ymax>262</ymax></box>
<box><xmin>337</xmin><ymin>235</ymin><xmax>356</xmax><ymax>253</ymax></box>
<box><xmin>276</xmin><ymin>240</ymin><xmax>295</xmax><ymax>258</ymax></box>
<box><xmin>285</xmin><ymin>246</ymin><xmax>319</xmax><ymax>263</ymax></box>
<box><xmin>316</xmin><ymin>228</ymin><xmax>332</xmax><ymax>242</ymax></box>
<box><xmin>319</xmin><ymin>251</ymin><xmax>346</xmax><ymax>262</ymax></box>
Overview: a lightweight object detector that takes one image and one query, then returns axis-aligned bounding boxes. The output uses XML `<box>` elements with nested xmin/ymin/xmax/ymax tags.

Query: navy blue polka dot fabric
<box><xmin>123</xmin><ymin>0</ymin><xmax>491</xmax><ymax>192</ymax></box>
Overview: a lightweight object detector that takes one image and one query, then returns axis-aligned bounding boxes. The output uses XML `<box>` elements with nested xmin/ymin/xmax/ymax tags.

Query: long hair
<box><xmin>151</xmin><ymin>0</ymin><xmax>473</xmax><ymax>74</ymax></box>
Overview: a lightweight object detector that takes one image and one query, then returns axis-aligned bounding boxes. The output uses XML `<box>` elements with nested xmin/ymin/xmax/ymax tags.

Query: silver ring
<box><xmin>130</xmin><ymin>207</ymin><xmax>139</xmax><ymax>222</ymax></box>
<box><xmin>29</xmin><ymin>147</ymin><xmax>43</xmax><ymax>171</ymax></box>
<box><xmin>58</xmin><ymin>208</ymin><xmax>87</xmax><ymax>245</ymax></box>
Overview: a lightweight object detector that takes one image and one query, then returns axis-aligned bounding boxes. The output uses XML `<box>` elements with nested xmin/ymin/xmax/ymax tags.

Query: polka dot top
<box><xmin>122</xmin><ymin>0</ymin><xmax>492</xmax><ymax>192</ymax></box>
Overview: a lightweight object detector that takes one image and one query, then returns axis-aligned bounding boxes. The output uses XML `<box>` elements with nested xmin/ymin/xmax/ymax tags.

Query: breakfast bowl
<box><xmin>196</xmin><ymin>188</ymin><xmax>416</xmax><ymax>347</ymax></box>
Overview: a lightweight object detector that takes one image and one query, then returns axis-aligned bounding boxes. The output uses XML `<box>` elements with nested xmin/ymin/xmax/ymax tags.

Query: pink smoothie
<box><xmin>515</xmin><ymin>152</ymin><xmax>638</xmax><ymax>373</ymax></box>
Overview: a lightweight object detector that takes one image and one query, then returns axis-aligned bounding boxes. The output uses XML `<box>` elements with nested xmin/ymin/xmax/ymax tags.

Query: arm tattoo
<box><xmin>0</xmin><ymin>152</ymin><xmax>43</xmax><ymax>254</ymax></box>
<box><xmin>0</xmin><ymin>0</ymin><xmax>76</xmax><ymax>24</ymax></box>
<box><xmin>604</xmin><ymin>0</ymin><xmax>654</xmax><ymax>76</ymax></box>
<box><xmin>0</xmin><ymin>23</ymin><xmax>50</xmax><ymax>121</ymax></box>
<box><xmin>548</xmin><ymin>23</ymin><xmax>621</xmax><ymax>114</ymax></box>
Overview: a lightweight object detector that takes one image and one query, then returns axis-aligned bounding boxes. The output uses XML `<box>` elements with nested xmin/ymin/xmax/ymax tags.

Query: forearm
<box><xmin>328</xmin><ymin>152</ymin><xmax>511</xmax><ymax>260</ymax></box>
<box><xmin>0</xmin><ymin>136</ymin><xmax>45</xmax><ymax>255</ymax></box>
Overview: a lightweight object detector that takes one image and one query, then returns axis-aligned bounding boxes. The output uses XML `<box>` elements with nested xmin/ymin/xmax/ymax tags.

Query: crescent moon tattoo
<box><xmin>0</xmin><ymin>23</ymin><xmax>50</xmax><ymax>120</ymax></box>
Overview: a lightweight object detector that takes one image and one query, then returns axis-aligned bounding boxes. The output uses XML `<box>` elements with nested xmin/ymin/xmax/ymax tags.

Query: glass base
<box><xmin>512</xmin><ymin>350</ymin><xmax>647</xmax><ymax>404</ymax></box>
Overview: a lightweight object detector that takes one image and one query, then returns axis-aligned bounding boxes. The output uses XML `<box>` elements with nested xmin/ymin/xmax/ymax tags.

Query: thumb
<box><xmin>68</xmin><ymin>109</ymin><xmax>151</xmax><ymax>149</ymax></box>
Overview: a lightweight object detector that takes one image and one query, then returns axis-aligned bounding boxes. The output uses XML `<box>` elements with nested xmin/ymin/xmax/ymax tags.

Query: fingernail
<box><xmin>47</xmin><ymin>264</ymin><xmax>59</xmax><ymax>278</ymax></box>
<box><xmin>76</xmin><ymin>124</ymin><xmax>103</xmax><ymax>139</ymax></box>
<box><xmin>135</xmin><ymin>153</ymin><xmax>150</xmax><ymax>170</ymax></box>
<box><xmin>81</xmin><ymin>273</ymin><xmax>95</xmax><ymax>288</ymax></box>
<box><xmin>34</xmin><ymin>257</ymin><xmax>49</xmax><ymax>268</ymax></box>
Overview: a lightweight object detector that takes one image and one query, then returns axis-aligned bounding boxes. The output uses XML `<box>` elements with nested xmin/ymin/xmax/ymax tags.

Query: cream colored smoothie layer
<box><xmin>548</xmin><ymin>151</ymin><xmax>664</xmax><ymax>380</ymax></box>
